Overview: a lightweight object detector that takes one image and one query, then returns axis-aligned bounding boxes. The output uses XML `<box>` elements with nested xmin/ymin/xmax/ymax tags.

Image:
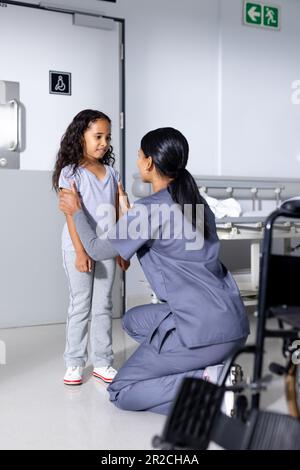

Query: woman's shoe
<box><xmin>63</xmin><ymin>366</ymin><xmax>83</xmax><ymax>385</ymax></box>
<box><xmin>93</xmin><ymin>366</ymin><xmax>117</xmax><ymax>383</ymax></box>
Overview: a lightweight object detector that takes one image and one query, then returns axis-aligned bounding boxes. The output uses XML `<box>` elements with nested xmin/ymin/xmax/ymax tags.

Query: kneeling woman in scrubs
<box><xmin>59</xmin><ymin>127</ymin><xmax>249</xmax><ymax>415</ymax></box>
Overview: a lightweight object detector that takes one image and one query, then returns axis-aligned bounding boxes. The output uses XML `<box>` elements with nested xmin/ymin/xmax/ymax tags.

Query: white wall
<box><xmin>220</xmin><ymin>0</ymin><xmax>300</xmax><ymax>177</ymax></box>
<box><xmin>11</xmin><ymin>0</ymin><xmax>300</xmax><ymax>179</ymax></box>
<box><xmin>8</xmin><ymin>0</ymin><xmax>300</xmax><ymax>301</ymax></box>
<box><xmin>11</xmin><ymin>0</ymin><xmax>220</xmax><ymax>179</ymax></box>
<box><xmin>69</xmin><ymin>0</ymin><xmax>300</xmax><ymax>180</ymax></box>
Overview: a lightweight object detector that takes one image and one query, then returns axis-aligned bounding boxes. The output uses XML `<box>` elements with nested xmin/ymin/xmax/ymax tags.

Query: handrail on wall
<box><xmin>132</xmin><ymin>173</ymin><xmax>300</xmax><ymax>203</ymax></box>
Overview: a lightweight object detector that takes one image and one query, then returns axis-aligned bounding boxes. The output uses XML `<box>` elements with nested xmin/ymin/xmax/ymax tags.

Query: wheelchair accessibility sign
<box><xmin>49</xmin><ymin>71</ymin><xmax>71</xmax><ymax>96</ymax></box>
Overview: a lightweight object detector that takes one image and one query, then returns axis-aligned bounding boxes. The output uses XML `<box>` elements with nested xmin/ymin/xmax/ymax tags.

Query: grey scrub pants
<box><xmin>62</xmin><ymin>250</ymin><xmax>116</xmax><ymax>368</ymax></box>
<box><xmin>108</xmin><ymin>303</ymin><xmax>246</xmax><ymax>415</ymax></box>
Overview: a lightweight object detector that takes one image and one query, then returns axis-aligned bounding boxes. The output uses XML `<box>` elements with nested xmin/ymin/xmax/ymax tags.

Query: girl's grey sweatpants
<box><xmin>62</xmin><ymin>250</ymin><xmax>116</xmax><ymax>368</ymax></box>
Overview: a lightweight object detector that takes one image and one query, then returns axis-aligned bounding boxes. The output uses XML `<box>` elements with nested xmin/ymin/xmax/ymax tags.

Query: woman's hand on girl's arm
<box><xmin>116</xmin><ymin>255</ymin><xmax>130</xmax><ymax>272</ymax></box>
<box><xmin>118</xmin><ymin>181</ymin><xmax>131</xmax><ymax>216</ymax></box>
<box><xmin>59</xmin><ymin>181</ymin><xmax>82</xmax><ymax>216</ymax></box>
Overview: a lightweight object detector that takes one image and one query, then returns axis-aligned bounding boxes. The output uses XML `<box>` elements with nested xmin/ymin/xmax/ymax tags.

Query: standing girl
<box><xmin>53</xmin><ymin>109</ymin><xmax>122</xmax><ymax>386</ymax></box>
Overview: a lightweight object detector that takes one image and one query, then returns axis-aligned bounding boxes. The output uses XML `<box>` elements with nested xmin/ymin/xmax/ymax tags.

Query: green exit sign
<box><xmin>244</xmin><ymin>2</ymin><xmax>280</xmax><ymax>30</ymax></box>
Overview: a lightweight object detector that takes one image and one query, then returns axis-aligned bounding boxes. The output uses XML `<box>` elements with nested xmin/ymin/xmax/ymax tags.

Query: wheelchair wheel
<box><xmin>285</xmin><ymin>364</ymin><xmax>300</xmax><ymax>419</ymax></box>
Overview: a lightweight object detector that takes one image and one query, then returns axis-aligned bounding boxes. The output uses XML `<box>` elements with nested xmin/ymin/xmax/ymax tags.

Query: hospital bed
<box><xmin>132</xmin><ymin>174</ymin><xmax>300</xmax><ymax>307</ymax></box>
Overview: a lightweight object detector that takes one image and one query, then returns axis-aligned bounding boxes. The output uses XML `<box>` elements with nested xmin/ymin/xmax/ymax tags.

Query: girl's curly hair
<box><xmin>52</xmin><ymin>109</ymin><xmax>115</xmax><ymax>192</ymax></box>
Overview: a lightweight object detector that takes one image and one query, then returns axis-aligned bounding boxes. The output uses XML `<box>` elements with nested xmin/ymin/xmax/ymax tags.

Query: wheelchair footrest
<box><xmin>153</xmin><ymin>377</ymin><xmax>225</xmax><ymax>450</ymax></box>
<box><xmin>153</xmin><ymin>377</ymin><xmax>300</xmax><ymax>450</ymax></box>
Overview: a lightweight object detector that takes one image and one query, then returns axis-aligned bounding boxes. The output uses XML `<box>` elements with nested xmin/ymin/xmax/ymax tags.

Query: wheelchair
<box><xmin>153</xmin><ymin>199</ymin><xmax>300</xmax><ymax>450</ymax></box>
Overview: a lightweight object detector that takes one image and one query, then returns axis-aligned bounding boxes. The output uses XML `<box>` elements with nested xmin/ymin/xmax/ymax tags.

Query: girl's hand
<box><xmin>116</xmin><ymin>255</ymin><xmax>130</xmax><ymax>272</ymax></box>
<box><xmin>75</xmin><ymin>251</ymin><xmax>93</xmax><ymax>273</ymax></box>
<box><xmin>59</xmin><ymin>181</ymin><xmax>81</xmax><ymax>216</ymax></box>
<box><xmin>118</xmin><ymin>181</ymin><xmax>131</xmax><ymax>214</ymax></box>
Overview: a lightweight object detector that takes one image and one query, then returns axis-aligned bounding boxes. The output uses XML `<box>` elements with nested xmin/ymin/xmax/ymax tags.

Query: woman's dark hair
<box><xmin>52</xmin><ymin>109</ymin><xmax>115</xmax><ymax>192</ymax></box>
<box><xmin>140</xmin><ymin>127</ymin><xmax>210</xmax><ymax>238</ymax></box>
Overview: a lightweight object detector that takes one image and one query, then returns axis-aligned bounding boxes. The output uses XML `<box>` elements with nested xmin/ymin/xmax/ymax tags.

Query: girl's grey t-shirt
<box><xmin>59</xmin><ymin>164</ymin><xmax>120</xmax><ymax>251</ymax></box>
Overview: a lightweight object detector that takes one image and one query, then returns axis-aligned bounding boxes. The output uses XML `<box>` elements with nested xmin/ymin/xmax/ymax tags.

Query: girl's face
<box><xmin>83</xmin><ymin>119</ymin><xmax>111</xmax><ymax>161</ymax></box>
<box><xmin>137</xmin><ymin>148</ymin><xmax>152</xmax><ymax>182</ymax></box>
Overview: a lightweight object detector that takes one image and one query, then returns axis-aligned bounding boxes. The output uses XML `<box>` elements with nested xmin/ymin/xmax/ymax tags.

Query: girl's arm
<box><xmin>65</xmin><ymin>215</ymin><xmax>92</xmax><ymax>272</ymax></box>
<box><xmin>118</xmin><ymin>181</ymin><xmax>131</xmax><ymax>216</ymax></box>
<box><xmin>66</xmin><ymin>215</ymin><xmax>85</xmax><ymax>253</ymax></box>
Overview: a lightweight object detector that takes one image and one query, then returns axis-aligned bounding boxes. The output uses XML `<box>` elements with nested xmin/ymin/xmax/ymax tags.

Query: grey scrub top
<box><xmin>107</xmin><ymin>187</ymin><xmax>249</xmax><ymax>349</ymax></box>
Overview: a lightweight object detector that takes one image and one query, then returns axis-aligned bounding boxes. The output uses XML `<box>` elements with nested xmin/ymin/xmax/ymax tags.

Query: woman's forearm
<box><xmin>73</xmin><ymin>210</ymin><xmax>118</xmax><ymax>261</ymax></box>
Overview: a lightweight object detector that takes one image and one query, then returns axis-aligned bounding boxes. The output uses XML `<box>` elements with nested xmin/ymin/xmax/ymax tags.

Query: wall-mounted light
<box><xmin>0</xmin><ymin>81</ymin><xmax>21</xmax><ymax>169</ymax></box>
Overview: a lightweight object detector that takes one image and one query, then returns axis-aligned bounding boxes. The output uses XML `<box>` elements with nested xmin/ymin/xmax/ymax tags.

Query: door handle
<box><xmin>8</xmin><ymin>99</ymin><xmax>20</xmax><ymax>152</ymax></box>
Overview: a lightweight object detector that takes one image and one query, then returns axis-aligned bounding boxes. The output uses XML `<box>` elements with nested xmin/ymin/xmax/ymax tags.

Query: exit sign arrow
<box><xmin>245</xmin><ymin>2</ymin><xmax>262</xmax><ymax>25</ymax></box>
<box><xmin>248</xmin><ymin>5</ymin><xmax>261</xmax><ymax>22</ymax></box>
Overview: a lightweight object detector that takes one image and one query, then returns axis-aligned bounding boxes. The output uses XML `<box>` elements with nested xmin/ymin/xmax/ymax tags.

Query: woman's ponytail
<box><xmin>168</xmin><ymin>168</ymin><xmax>210</xmax><ymax>238</ymax></box>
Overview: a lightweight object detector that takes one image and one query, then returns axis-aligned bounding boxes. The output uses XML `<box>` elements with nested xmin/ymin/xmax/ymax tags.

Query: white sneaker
<box><xmin>64</xmin><ymin>366</ymin><xmax>83</xmax><ymax>386</ymax></box>
<box><xmin>93</xmin><ymin>366</ymin><xmax>117</xmax><ymax>383</ymax></box>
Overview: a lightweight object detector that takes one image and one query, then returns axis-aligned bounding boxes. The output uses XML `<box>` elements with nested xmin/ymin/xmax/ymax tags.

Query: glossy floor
<box><xmin>0</xmin><ymin>316</ymin><xmax>289</xmax><ymax>450</ymax></box>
